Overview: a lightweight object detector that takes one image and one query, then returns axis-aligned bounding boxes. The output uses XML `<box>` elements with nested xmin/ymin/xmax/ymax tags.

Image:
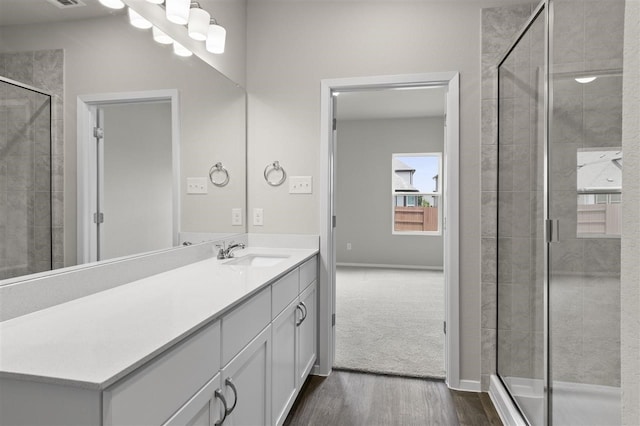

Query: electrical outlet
<box><xmin>289</xmin><ymin>176</ymin><xmax>312</xmax><ymax>194</ymax></box>
<box><xmin>347</xmin><ymin>243</ymin><xmax>352</xmax><ymax>250</ymax></box>
<box><xmin>187</xmin><ymin>177</ymin><xmax>207</xmax><ymax>194</ymax></box>
<box><xmin>231</xmin><ymin>208</ymin><xmax>242</xmax><ymax>226</ymax></box>
<box><xmin>253</xmin><ymin>208</ymin><xmax>264</xmax><ymax>226</ymax></box>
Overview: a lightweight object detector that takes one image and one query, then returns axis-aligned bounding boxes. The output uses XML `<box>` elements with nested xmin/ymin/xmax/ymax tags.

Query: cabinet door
<box><xmin>221</xmin><ymin>325</ymin><xmax>272</xmax><ymax>426</ymax></box>
<box><xmin>163</xmin><ymin>373</ymin><xmax>225</xmax><ymax>426</ymax></box>
<box><xmin>271</xmin><ymin>300</ymin><xmax>299</xmax><ymax>426</ymax></box>
<box><xmin>297</xmin><ymin>282</ymin><xmax>317</xmax><ymax>388</ymax></box>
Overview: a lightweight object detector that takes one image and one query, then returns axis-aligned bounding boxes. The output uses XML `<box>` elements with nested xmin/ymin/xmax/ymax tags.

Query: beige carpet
<box><xmin>334</xmin><ymin>266</ymin><xmax>445</xmax><ymax>379</ymax></box>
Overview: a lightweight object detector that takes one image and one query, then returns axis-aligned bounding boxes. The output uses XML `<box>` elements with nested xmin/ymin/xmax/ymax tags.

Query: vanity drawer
<box><xmin>103</xmin><ymin>320</ymin><xmax>220</xmax><ymax>426</ymax></box>
<box><xmin>222</xmin><ymin>287</ymin><xmax>271</xmax><ymax>365</ymax></box>
<box><xmin>299</xmin><ymin>256</ymin><xmax>317</xmax><ymax>292</ymax></box>
<box><xmin>271</xmin><ymin>269</ymin><xmax>299</xmax><ymax>319</ymax></box>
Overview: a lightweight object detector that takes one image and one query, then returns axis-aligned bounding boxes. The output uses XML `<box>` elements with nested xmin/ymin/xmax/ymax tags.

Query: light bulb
<box><xmin>128</xmin><ymin>8</ymin><xmax>152</xmax><ymax>30</ymax></box>
<box><xmin>98</xmin><ymin>0</ymin><xmax>125</xmax><ymax>9</ymax></box>
<box><xmin>173</xmin><ymin>41</ymin><xmax>193</xmax><ymax>57</ymax></box>
<box><xmin>152</xmin><ymin>26</ymin><xmax>173</xmax><ymax>45</ymax></box>
<box><xmin>166</xmin><ymin>0</ymin><xmax>190</xmax><ymax>25</ymax></box>
<box><xmin>146</xmin><ymin>0</ymin><xmax>164</xmax><ymax>4</ymax></box>
<box><xmin>188</xmin><ymin>7</ymin><xmax>211</xmax><ymax>41</ymax></box>
<box><xmin>206</xmin><ymin>22</ymin><xmax>226</xmax><ymax>54</ymax></box>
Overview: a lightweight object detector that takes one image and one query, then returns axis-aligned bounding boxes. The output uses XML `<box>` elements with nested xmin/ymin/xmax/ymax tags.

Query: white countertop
<box><xmin>0</xmin><ymin>247</ymin><xmax>317</xmax><ymax>390</ymax></box>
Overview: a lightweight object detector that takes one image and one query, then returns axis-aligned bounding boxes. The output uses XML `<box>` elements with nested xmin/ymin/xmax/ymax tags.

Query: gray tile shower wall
<box><xmin>480</xmin><ymin>3</ymin><xmax>535</xmax><ymax>392</ymax></box>
<box><xmin>0</xmin><ymin>49</ymin><xmax>64</xmax><ymax>278</ymax></box>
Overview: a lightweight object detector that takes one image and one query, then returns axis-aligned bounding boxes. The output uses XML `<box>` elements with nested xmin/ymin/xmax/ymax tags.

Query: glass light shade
<box><xmin>152</xmin><ymin>26</ymin><xmax>173</xmax><ymax>44</ymax></box>
<box><xmin>188</xmin><ymin>8</ymin><xmax>211</xmax><ymax>41</ymax></box>
<box><xmin>575</xmin><ymin>76</ymin><xmax>597</xmax><ymax>84</ymax></box>
<box><xmin>206</xmin><ymin>24</ymin><xmax>226</xmax><ymax>54</ymax></box>
<box><xmin>128</xmin><ymin>8</ymin><xmax>152</xmax><ymax>29</ymax></box>
<box><xmin>173</xmin><ymin>41</ymin><xmax>193</xmax><ymax>57</ymax></box>
<box><xmin>98</xmin><ymin>0</ymin><xmax>125</xmax><ymax>9</ymax></box>
<box><xmin>146</xmin><ymin>0</ymin><xmax>164</xmax><ymax>3</ymax></box>
<box><xmin>165</xmin><ymin>0</ymin><xmax>190</xmax><ymax>25</ymax></box>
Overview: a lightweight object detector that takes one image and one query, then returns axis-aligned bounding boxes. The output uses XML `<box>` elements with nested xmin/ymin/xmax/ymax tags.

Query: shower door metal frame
<box><xmin>495</xmin><ymin>1</ymin><xmax>551</xmax><ymax>425</ymax></box>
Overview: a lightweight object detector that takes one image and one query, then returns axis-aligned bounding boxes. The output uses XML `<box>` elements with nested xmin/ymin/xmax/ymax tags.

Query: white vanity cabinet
<box><xmin>162</xmin><ymin>373</ymin><xmax>225</xmax><ymax>426</ymax></box>
<box><xmin>103</xmin><ymin>320</ymin><xmax>221</xmax><ymax>426</ymax></box>
<box><xmin>219</xmin><ymin>287</ymin><xmax>272</xmax><ymax>426</ymax></box>
<box><xmin>0</xmin><ymin>252</ymin><xmax>319</xmax><ymax>426</ymax></box>
<box><xmin>271</xmin><ymin>257</ymin><xmax>318</xmax><ymax>426</ymax></box>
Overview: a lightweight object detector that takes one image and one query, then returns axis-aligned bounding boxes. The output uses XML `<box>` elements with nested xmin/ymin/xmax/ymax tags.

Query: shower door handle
<box><xmin>546</xmin><ymin>219</ymin><xmax>559</xmax><ymax>243</ymax></box>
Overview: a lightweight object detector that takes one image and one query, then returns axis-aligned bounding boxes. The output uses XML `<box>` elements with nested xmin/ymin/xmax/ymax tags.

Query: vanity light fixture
<box><xmin>575</xmin><ymin>76</ymin><xmax>597</xmax><ymax>84</ymax></box>
<box><xmin>173</xmin><ymin>41</ymin><xmax>193</xmax><ymax>57</ymax></box>
<box><xmin>188</xmin><ymin>3</ymin><xmax>210</xmax><ymax>41</ymax></box>
<box><xmin>98</xmin><ymin>0</ymin><xmax>125</xmax><ymax>9</ymax></box>
<box><xmin>128</xmin><ymin>8</ymin><xmax>153</xmax><ymax>29</ymax></box>
<box><xmin>206</xmin><ymin>18</ymin><xmax>226</xmax><ymax>54</ymax></box>
<box><xmin>152</xmin><ymin>26</ymin><xmax>173</xmax><ymax>44</ymax></box>
<box><xmin>165</xmin><ymin>0</ymin><xmax>190</xmax><ymax>25</ymax></box>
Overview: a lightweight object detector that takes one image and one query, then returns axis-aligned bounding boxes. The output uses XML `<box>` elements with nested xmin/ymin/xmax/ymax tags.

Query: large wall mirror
<box><xmin>0</xmin><ymin>0</ymin><xmax>247</xmax><ymax>283</ymax></box>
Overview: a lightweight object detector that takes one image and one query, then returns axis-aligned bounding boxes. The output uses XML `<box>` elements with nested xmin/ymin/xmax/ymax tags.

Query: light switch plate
<box><xmin>289</xmin><ymin>176</ymin><xmax>312</xmax><ymax>194</ymax></box>
<box><xmin>253</xmin><ymin>208</ymin><xmax>264</xmax><ymax>226</ymax></box>
<box><xmin>187</xmin><ymin>177</ymin><xmax>208</xmax><ymax>194</ymax></box>
<box><xmin>231</xmin><ymin>208</ymin><xmax>242</xmax><ymax>226</ymax></box>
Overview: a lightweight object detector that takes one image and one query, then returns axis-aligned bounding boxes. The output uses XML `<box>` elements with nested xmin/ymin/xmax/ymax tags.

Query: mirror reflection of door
<box><xmin>95</xmin><ymin>101</ymin><xmax>173</xmax><ymax>261</ymax></box>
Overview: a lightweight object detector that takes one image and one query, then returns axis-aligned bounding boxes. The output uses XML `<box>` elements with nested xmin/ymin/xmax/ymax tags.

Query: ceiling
<box><xmin>335</xmin><ymin>86</ymin><xmax>447</xmax><ymax>120</ymax></box>
<box><xmin>0</xmin><ymin>0</ymin><xmax>123</xmax><ymax>26</ymax></box>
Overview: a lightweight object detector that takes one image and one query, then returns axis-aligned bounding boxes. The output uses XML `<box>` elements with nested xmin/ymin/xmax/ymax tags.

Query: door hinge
<box><xmin>332</xmin><ymin>313</ymin><xmax>336</xmax><ymax>326</ymax></box>
<box><xmin>332</xmin><ymin>118</ymin><xmax>337</xmax><ymax>131</ymax></box>
<box><xmin>443</xmin><ymin>321</ymin><xmax>446</xmax><ymax>335</ymax></box>
<box><xmin>93</xmin><ymin>212</ymin><xmax>104</xmax><ymax>224</ymax></box>
<box><xmin>332</xmin><ymin>215</ymin><xmax>336</xmax><ymax>228</ymax></box>
<box><xmin>93</xmin><ymin>127</ymin><xmax>104</xmax><ymax>139</ymax></box>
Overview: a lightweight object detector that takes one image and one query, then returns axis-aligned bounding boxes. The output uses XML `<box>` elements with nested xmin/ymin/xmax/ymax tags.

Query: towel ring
<box><xmin>264</xmin><ymin>161</ymin><xmax>287</xmax><ymax>186</ymax></box>
<box><xmin>209</xmin><ymin>162</ymin><xmax>230</xmax><ymax>187</ymax></box>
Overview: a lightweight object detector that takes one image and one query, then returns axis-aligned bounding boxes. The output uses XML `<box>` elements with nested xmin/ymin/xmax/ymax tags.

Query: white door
<box><xmin>93</xmin><ymin>101</ymin><xmax>173</xmax><ymax>261</ymax></box>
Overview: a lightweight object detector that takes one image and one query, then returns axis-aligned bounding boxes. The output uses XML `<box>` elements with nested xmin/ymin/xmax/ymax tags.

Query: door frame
<box><xmin>77</xmin><ymin>89</ymin><xmax>180</xmax><ymax>263</ymax></box>
<box><xmin>318</xmin><ymin>72</ymin><xmax>461</xmax><ymax>389</ymax></box>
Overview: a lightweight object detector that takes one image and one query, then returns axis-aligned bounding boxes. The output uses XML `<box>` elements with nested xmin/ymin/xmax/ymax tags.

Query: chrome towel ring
<box><xmin>209</xmin><ymin>162</ymin><xmax>230</xmax><ymax>187</ymax></box>
<box><xmin>264</xmin><ymin>161</ymin><xmax>286</xmax><ymax>186</ymax></box>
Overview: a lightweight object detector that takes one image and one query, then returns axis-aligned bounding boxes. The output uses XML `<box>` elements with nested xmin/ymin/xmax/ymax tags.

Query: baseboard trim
<box><xmin>451</xmin><ymin>379</ymin><xmax>482</xmax><ymax>392</ymax></box>
<box><xmin>489</xmin><ymin>375</ymin><xmax>527</xmax><ymax>426</ymax></box>
<box><xmin>336</xmin><ymin>262</ymin><xmax>444</xmax><ymax>271</ymax></box>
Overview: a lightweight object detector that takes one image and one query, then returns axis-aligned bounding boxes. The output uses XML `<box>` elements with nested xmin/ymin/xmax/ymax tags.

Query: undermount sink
<box><xmin>223</xmin><ymin>254</ymin><xmax>289</xmax><ymax>267</ymax></box>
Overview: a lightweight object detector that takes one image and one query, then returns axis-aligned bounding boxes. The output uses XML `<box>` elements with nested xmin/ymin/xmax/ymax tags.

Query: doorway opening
<box><xmin>332</xmin><ymin>86</ymin><xmax>447</xmax><ymax>378</ymax></box>
<box><xmin>77</xmin><ymin>90</ymin><xmax>180</xmax><ymax>263</ymax></box>
<box><xmin>319</xmin><ymin>72</ymin><xmax>461</xmax><ymax>388</ymax></box>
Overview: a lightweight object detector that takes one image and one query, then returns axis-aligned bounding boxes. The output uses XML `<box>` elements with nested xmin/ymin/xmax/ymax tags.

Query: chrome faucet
<box><xmin>217</xmin><ymin>242</ymin><xmax>246</xmax><ymax>259</ymax></box>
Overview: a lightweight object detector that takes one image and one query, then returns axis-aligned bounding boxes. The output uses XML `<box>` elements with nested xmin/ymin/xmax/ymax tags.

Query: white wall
<box><xmin>621</xmin><ymin>0</ymin><xmax>640</xmax><ymax>423</ymax></box>
<box><xmin>336</xmin><ymin>117</ymin><xmax>444</xmax><ymax>268</ymax></box>
<box><xmin>246</xmin><ymin>0</ymin><xmax>498</xmax><ymax>384</ymax></box>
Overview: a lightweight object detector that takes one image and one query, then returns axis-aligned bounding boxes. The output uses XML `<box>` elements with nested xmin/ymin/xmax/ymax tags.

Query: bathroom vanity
<box><xmin>0</xmin><ymin>242</ymin><xmax>318</xmax><ymax>426</ymax></box>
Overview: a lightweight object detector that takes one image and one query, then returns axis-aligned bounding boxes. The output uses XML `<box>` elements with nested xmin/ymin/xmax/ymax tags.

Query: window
<box><xmin>576</xmin><ymin>148</ymin><xmax>622</xmax><ymax>237</ymax></box>
<box><xmin>392</xmin><ymin>153</ymin><xmax>442</xmax><ymax>235</ymax></box>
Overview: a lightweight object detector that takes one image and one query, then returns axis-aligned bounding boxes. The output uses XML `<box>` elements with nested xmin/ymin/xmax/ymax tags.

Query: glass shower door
<box><xmin>0</xmin><ymin>78</ymin><xmax>52</xmax><ymax>279</ymax></box>
<box><xmin>548</xmin><ymin>0</ymin><xmax>624</xmax><ymax>424</ymax></box>
<box><xmin>496</xmin><ymin>7</ymin><xmax>546</xmax><ymax>426</ymax></box>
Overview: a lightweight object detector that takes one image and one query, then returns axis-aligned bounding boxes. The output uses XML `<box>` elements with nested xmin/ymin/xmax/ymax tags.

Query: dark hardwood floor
<box><xmin>284</xmin><ymin>370</ymin><xmax>503</xmax><ymax>426</ymax></box>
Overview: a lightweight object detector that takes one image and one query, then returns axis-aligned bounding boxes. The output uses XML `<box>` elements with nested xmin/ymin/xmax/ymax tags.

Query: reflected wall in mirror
<box><xmin>0</xmin><ymin>0</ymin><xmax>247</xmax><ymax>282</ymax></box>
